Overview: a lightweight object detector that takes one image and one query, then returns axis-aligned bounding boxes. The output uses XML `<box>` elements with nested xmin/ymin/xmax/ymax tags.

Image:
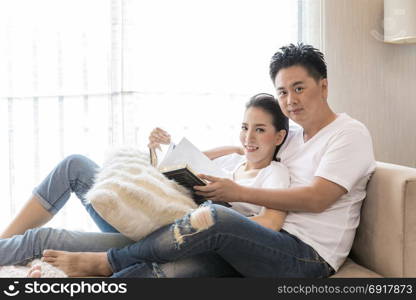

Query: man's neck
<box><xmin>303</xmin><ymin>111</ymin><xmax>337</xmax><ymax>142</ymax></box>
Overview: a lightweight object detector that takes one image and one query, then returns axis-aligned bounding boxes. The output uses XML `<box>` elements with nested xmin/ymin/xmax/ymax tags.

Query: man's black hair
<box><xmin>269</xmin><ymin>43</ymin><xmax>327</xmax><ymax>83</ymax></box>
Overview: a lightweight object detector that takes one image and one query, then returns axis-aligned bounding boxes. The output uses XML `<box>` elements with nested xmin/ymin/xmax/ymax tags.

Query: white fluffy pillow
<box><xmin>86</xmin><ymin>147</ymin><xmax>197</xmax><ymax>241</ymax></box>
<box><xmin>0</xmin><ymin>259</ymin><xmax>67</xmax><ymax>278</ymax></box>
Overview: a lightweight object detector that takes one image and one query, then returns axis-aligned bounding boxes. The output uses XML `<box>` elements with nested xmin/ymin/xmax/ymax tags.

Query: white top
<box><xmin>213</xmin><ymin>153</ymin><xmax>290</xmax><ymax>216</ymax></box>
<box><xmin>278</xmin><ymin>113</ymin><xmax>376</xmax><ymax>271</ymax></box>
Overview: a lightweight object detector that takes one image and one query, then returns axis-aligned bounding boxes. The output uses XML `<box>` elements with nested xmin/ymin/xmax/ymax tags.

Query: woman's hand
<box><xmin>249</xmin><ymin>215</ymin><xmax>280</xmax><ymax>231</ymax></box>
<box><xmin>148</xmin><ymin>127</ymin><xmax>171</xmax><ymax>151</ymax></box>
<box><xmin>248</xmin><ymin>208</ymin><xmax>287</xmax><ymax>231</ymax></box>
<box><xmin>194</xmin><ymin>174</ymin><xmax>244</xmax><ymax>203</ymax></box>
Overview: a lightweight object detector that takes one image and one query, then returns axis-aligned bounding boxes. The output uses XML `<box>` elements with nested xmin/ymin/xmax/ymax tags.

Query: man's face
<box><xmin>274</xmin><ymin>65</ymin><xmax>328</xmax><ymax>126</ymax></box>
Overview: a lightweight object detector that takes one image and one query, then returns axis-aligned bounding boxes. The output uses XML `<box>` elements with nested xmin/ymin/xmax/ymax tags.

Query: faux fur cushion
<box><xmin>86</xmin><ymin>147</ymin><xmax>197</xmax><ymax>241</ymax></box>
<box><xmin>0</xmin><ymin>259</ymin><xmax>67</xmax><ymax>278</ymax></box>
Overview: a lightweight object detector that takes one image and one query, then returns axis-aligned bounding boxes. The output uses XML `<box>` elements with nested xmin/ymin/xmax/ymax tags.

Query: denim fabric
<box><xmin>0</xmin><ymin>226</ymin><xmax>239</xmax><ymax>278</ymax></box>
<box><xmin>0</xmin><ymin>227</ymin><xmax>133</xmax><ymax>266</ymax></box>
<box><xmin>108</xmin><ymin>203</ymin><xmax>334</xmax><ymax>278</ymax></box>
<box><xmin>1</xmin><ymin>155</ymin><xmax>334</xmax><ymax>278</ymax></box>
<box><xmin>111</xmin><ymin>253</ymin><xmax>242</xmax><ymax>278</ymax></box>
<box><xmin>32</xmin><ymin>154</ymin><xmax>118</xmax><ymax>233</ymax></box>
<box><xmin>0</xmin><ymin>154</ymin><xmax>239</xmax><ymax>278</ymax></box>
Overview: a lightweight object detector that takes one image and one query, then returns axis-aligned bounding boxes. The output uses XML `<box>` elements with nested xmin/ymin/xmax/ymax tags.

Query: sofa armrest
<box><xmin>350</xmin><ymin>162</ymin><xmax>416</xmax><ymax>277</ymax></box>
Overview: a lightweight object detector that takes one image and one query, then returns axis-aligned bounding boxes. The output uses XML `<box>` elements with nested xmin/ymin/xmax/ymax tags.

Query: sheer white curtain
<box><xmin>122</xmin><ymin>0</ymin><xmax>299</xmax><ymax>149</ymax></box>
<box><xmin>0</xmin><ymin>0</ymin><xmax>319</xmax><ymax>231</ymax></box>
<box><xmin>0</xmin><ymin>0</ymin><xmax>120</xmax><ymax>230</ymax></box>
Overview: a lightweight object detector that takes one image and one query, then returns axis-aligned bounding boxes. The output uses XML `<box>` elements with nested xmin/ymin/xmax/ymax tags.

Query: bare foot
<box><xmin>27</xmin><ymin>265</ymin><xmax>42</xmax><ymax>278</ymax></box>
<box><xmin>41</xmin><ymin>250</ymin><xmax>112</xmax><ymax>277</ymax></box>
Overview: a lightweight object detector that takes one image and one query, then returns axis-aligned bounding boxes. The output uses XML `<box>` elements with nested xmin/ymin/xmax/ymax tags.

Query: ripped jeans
<box><xmin>108</xmin><ymin>204</ymin><xmax>334</xmax><ymax>278</ymax></box>
<box><xmin>0</xmin><ymin>154</ymin><xmax>240</xmax><ymax>277</ymax></box>
<box><xmin>1</xmin><ymin>154</ymin><xmax>333</xmax><ymax>278</ymax></box>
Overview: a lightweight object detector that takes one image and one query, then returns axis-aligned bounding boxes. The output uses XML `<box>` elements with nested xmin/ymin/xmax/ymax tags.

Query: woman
<box><xmin>2</xmin><ymin>93</ymin><xmax>293</xmax><ymax>278</ymax></box>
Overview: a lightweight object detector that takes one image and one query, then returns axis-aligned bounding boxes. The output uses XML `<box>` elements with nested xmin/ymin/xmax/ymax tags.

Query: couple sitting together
<box><xmin>0</xmin><ymin>43</ymin><xmax>375</xmax><ymax>278</ymax></box>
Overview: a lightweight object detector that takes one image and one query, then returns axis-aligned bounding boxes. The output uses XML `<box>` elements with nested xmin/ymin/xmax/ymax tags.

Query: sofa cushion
<box><xmin>331</xmin><ymin>258</ymin><xmax>382</xmax><ymax>278</ymax></box>
<box><xmin>350</xmin><ymin>162</ymin><xmax>416</xmax><ymax>277</ymax></box>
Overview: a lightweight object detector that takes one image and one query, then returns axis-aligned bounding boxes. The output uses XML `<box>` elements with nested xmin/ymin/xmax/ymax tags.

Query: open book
<box><xmin>150</xmin><ymin>137</ymin><xmax>231</xmax><ymax>206</ymax></box>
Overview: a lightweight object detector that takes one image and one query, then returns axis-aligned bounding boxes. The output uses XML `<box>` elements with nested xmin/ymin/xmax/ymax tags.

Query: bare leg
<box><xmin>42</xmin><ymin>250</ymin><xmax>111</xmax><ymax>277</ymax></box>
<box><xmin>27</xmin><ymin>265</ymin><xmax>42</xmax><ymax>278</ymax></box>
<box><xmin>0</xmin><ymin>195</ymin><xmax>53</xmax><ymax>239</ymax></box>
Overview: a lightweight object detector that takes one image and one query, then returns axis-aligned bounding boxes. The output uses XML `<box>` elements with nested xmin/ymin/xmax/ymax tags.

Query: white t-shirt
<box><xmin>213</xmin><ymin>153</ymin><xmax>290</xmax><ymax>216</ymax></box>
<box><xmin>278</xmin><ymin>113</ymin><xmax>376</xmax><ymax>271</ymax></box>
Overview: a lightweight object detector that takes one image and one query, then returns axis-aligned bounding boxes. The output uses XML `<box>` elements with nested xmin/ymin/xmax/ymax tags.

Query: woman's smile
<box><xmin>244</xmin><ymin>145</ymin><xmax>259</xmax><ymax>152</ymax></box>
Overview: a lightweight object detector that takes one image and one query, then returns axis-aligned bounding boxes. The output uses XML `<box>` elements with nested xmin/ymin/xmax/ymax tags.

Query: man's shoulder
<box><xmin>335</xmin><ymin>113</ymin><xmax>371</xmax><ymax>134</ymax></box>
<box><xmin>308</xmin><ymin>113</ymin><xmax>372</xmax><ymax>145</ymax></box>
<box><xmin>284</xmin><ymin>114</ymin><xmax>372</xmax><ymax>144</ymax></box>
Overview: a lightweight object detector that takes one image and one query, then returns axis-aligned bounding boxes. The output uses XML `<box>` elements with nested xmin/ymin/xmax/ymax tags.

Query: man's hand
<box><xmin>194</xmin><ymin>174</ymin><xmax>243</xmax><ymax>203</ymax></box>
<box><xmin>148</xmin><ymin>127</ymin><xmax>171</xmax><ymax>151</ymax></box>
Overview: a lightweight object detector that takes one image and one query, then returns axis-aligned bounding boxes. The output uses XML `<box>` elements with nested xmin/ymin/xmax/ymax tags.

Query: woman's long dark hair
<box><xmin>245</xmin><ymin>93</ymin><xmax>289</xmax><ymax>161</ymax></box>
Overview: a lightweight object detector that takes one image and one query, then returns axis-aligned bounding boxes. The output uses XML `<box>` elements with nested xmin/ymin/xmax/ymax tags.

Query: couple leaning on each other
<box><xmin>0</xmin><ymin>43</ymin><xmax>375</xmax><ymax>278</ymax></box>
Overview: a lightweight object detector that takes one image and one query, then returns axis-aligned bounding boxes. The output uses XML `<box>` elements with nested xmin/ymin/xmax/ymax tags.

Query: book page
<box><xmin>158</xmin><ymin>138</ymin><xmax>231</xmax><ymax>178</ymax></box>
<box><xmin>153</xmin><ymin>143</ymin><xmax>176</xmax><ymax>167</ymax></box>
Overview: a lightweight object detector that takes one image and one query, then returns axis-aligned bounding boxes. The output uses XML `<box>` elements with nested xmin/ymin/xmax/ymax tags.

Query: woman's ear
<box><xmin>275</xmin><ymin>129</ymin><xmax>287</xmax><ymax>145</ymax></box>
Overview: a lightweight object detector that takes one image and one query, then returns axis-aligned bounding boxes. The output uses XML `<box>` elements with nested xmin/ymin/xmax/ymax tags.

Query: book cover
<box><xmin>150</xmin><ymin>138</ymin><xmax>231</xmax><ymax>207</ymax></box>
<box><xmin>161</xmin><ymin>165</ymin><xmax>207</xmax><ymax>205</ymax></box>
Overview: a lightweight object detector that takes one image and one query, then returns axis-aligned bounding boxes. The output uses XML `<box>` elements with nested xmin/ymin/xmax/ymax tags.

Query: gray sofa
<box><xmin>332</xmin><ymin>162</ymin><xmax>416</xmax><ymax>277</ymax></box>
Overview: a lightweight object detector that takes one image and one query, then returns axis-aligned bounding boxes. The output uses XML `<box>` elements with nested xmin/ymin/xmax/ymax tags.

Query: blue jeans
<box><xmin>1</xmin><ymin>155</ymin><xmax>333</xmax><ymax>278</ymax></box>
<box><xmin>33</xmin><ymin>154</ymin><xmax>118</xmax><ymax>233</ymax></box>
<box><xmin>108</xmin><ymin>203</ymin><xmax>334</xmax><ymax>278</ymax></box>
<box><xmin>0</xmin><ymin>226</ymin><xmax>239</xmax><ymax>277</ymax></box>
<box><xmin>0</xmin><ymin>155</ymin><xmax>239</xmax><ymax>277</ymax></box>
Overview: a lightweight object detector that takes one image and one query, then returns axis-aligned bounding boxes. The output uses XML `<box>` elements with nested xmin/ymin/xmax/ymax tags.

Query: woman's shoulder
<box><xmin>257</xmin><ymin>161</ymin><xmax>290</xmax><ymax>188</ymax></box>
<box><xmin>266</xmin><ymin>161</ymin><xmax>290</xmax><ymax>175</ymax></box>
<box><xmin>258</xmin><ymin>161</ymin><xmax>290</xmax><ymax>179</ymax></box>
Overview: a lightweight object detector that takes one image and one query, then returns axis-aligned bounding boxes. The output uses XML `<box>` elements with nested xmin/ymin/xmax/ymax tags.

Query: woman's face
<box><xmin>239</xmin><ymin>107</ymin><xmax>285</xmax><ymax>170</ymax></box>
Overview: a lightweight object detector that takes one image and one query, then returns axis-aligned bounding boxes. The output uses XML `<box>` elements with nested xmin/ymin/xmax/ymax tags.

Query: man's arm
<box><xmin>195</xmin><ymin>175</ymin><xmax>347</xmax><ymax>213</ymax></box>
<box><xmin>203</xmin><ymin>146</ymin><xmax>244</xmax><ymax>160</ymax></box>
<box><xmin>241</xmin><ymin>177</ymin><xmax>347</xmax><ymax>213</ymax></box>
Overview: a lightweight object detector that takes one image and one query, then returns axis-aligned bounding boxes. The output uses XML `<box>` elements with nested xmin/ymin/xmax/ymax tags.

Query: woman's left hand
<box><xmin>194</xmin><ymin>174</ymin><xmax>243</xmax><ymax>203</ymax></box>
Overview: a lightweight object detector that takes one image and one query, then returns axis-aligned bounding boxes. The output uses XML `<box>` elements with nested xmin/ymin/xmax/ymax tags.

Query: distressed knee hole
<box><xmin>173</xmin><ymin>206</ymin><xmax>214</xmax><ymax>245</ymax></box>
<box><xmin>190</xmin><ymin>206</ymin><xmax>214</xmax><ymax>230</ymax></box>
<box><xmin>173</xmin><ymin>225</ymin><xmax>184</xmax><ymax>245</ymax></box>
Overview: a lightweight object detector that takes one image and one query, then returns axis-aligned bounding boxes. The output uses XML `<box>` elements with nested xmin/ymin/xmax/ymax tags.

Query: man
<box><xmin>195</xmin><ymin>43</ymin><xmax>376</xmax><ymax>272</ymax></box>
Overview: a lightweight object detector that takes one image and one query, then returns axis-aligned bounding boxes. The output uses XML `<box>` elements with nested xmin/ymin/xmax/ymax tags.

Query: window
<box><xmin>0</xmin><ymin>0</ymin><xmax>316</xmax><ymax>231</ymax></box>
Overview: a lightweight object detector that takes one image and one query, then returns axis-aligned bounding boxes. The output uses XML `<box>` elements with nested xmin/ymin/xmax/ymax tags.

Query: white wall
<box><xmin>323</xmin><ymin>0</ymin><xmax>416</xmax><ymax>167</ymax></box>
